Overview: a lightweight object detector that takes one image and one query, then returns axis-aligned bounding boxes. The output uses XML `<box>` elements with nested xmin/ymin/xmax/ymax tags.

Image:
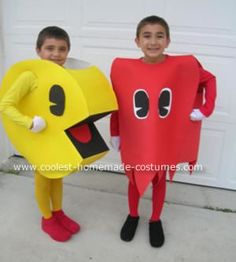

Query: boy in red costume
<box><xmin>110</xmin><ymin>16</ymin><xmax>216</xmax><ymax>247</ymax></box>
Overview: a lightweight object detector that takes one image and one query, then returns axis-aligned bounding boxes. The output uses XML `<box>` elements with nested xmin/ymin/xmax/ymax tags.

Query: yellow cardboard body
<box><xmin>0</xmin><ymin>59</ymin><xmax>118</xmax><ymax>178</ymax></box>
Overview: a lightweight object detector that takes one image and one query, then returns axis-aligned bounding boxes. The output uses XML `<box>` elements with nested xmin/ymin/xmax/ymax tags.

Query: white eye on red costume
<box><xmin>133</xmin><ymin>89</ymin><xmax>149</xmax><ymax>119</ymax></box>
<box><xmin>158</xmin><ymin>88</ymin><xmax>172</xmax><ymax>118</ymax></box>
<box><xmin>133</xmin><ymin>88</ymin><xmax>172</xmax><ymax>119</ymax></box>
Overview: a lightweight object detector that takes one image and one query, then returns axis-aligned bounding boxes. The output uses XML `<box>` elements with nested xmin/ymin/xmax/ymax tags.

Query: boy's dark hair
<box><xmin>136</xmin><ymin>15</ymin><xmax>170</xmax><ymax>39</ymax></box>
<box><xmin>36</xmin><ymin>26</ymin><xmax>70</xmax><ymax>50</ymax></box>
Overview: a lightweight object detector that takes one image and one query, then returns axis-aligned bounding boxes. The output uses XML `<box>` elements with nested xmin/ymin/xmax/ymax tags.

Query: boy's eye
<box><xmin>158</xmin><ymin>88</ymin><xmax>172</xmax><ymax>118</ymax></box>
<box><xmin>133</xmin><ymin>89</ymin><xmax>149</xmax><ymax>119</ymax></box>
<box><xmin>59</xmin><ymin>47</ymin><xmax>67</xmax><ymax>52</ymax></box>
<box><xmin>46</xmin><ymin>47</ymin><xmax>54</xmax><ymax>51</ymax></box>
<box><xmin>142</xmin><ymin>34</ymin><xmax>151</xmax><ymax>39</ymax></box>
<box><xmin>49</xmin><ymin>85</ymin><xmax>65</xmax><ymax>116</ymax></box>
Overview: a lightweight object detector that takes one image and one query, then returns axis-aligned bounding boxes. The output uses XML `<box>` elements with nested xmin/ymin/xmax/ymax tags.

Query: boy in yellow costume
<box><xmin>0</xmin><ymin>27</ymin><xmax>85</xmax><ymax>241</ymax></box>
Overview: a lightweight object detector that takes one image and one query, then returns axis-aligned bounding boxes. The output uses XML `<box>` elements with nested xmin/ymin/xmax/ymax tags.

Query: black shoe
<box><xmin>120</xmin><ymin>215</ymin><xmax>139</xmax><ymax>241</ymax></box>
<box><xmin>149</xmin><ymin>220</ymin><xmax>165</xmax><ymax>247</ymax></box>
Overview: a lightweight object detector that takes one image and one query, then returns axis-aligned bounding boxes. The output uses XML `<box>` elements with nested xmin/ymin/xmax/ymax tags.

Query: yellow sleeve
<box><xmin>0</xmin><ymin>71</ymin><xmax>38</xmax><ymax>129</ymax></box>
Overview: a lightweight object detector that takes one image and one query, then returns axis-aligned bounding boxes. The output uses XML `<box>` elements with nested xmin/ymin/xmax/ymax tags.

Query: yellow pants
<box><xmin>34</xmin><ymin>171</ymin><xmax>63</xmax><ymax>219</ymax></box>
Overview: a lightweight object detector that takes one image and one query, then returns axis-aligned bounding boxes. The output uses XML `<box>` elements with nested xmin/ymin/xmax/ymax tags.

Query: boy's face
<box><xmin>36</xmin><ymin>38</ymin><xmax>69</xmax><ymax>66</ymax></box>
<box><xmin>135</xmin><ymin>23</ymin><xmax>170</xmax><ymax>64</ymax></box>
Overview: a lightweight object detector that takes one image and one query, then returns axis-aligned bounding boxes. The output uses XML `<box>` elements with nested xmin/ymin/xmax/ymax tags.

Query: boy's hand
<box><xmin>190</xmin><ymin>109</ymin><xmax>206</xmax><ymax>121</ymax></box>
<box><xmin>110</xmin><ymin>136</ymin><xmax>120</xmax><ymax>151</ymax></box>
<box><xmin>30</xmin><ymin>116</ymin><xmax>46</xmax><ymax>133</ymax></box>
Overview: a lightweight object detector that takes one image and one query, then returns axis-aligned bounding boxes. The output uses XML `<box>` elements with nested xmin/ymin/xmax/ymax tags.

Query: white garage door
<box><xmin>0</xmin><ymin>0</ymin><xmax>236</xmax><ymax>190</ymax></box>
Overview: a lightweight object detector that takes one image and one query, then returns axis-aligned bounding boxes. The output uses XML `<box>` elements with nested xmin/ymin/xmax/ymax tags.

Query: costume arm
<box><xmin>0</xmin><ymin>71</ymin><xmax>38</xmax><ymax>128</ymax></box>
<box><xmin>198</xmin><ymin>64</ymin><xmax>217</xmax><ymax>117</ymax></box>
<box><xmin>110</xmin><ymin>59</ymin><xmax>120</xmax><ymax>136</ymax></box>
<box><xmin>110</xmin><ymin>111</ymin><xmax>119</xmax><ymax>136</ymax></box>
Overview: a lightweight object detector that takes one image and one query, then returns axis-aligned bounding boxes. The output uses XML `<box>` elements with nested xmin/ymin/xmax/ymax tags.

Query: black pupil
<box><xmin>49</xmin><ymin>85</ymin><xmax>65</xmax><ymax>116</ymax></box>
<box><xmin>134</xmin><ymin>90</ymin><xmax>149</xmax><ymax>118</ymax></box>
<box><xmin>159</xmin><ymin>90</ymin><xmax>170</xmax><ymax>117</ymax></box>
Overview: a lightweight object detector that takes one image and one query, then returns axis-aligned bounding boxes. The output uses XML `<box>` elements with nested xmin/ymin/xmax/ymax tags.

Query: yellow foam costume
<box><xmin>0</xmin><ymin>59</ymin><xmax>118</xmax><ymax>178</ymax></box>
<box><xmin>0</xmin><ymin>59</ymin><xmax>118</xmax><ymax>218</ymax></box>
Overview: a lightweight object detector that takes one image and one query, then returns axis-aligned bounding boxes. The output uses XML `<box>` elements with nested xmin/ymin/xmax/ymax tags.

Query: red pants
<box><xmin>128</xmin><ymin>172</ymin><xmax>166</xmax><ymax>221</ymax></box>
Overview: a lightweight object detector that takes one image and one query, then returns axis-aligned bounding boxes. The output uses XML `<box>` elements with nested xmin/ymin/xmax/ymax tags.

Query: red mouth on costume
<box><xmin>65</xmin><ymin>113</ymin><xmax>110</xmax><ymax>158</ymax></box>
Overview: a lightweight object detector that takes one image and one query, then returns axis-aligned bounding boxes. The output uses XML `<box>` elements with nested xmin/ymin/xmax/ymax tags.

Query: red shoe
<box><xmin>41</xmin><ymin>216</ymin><xmax>71</xmax><ymax>242</ymax></box>
<box><xmin>53</xmin><ymin>210</ymin><xmax>80</xmax><ymax>234</ymax></box>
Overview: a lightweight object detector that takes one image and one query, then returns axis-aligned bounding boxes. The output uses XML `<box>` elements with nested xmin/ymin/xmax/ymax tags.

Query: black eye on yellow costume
<box><xmin>49</xmin><ymin>85</ymin><xmax>65</xmax><ymax>116</ymax></box>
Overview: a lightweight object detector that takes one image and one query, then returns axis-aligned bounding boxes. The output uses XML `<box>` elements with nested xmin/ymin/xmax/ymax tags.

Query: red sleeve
<box><xmin>110</xmin><ymin>111</ymin><xmax>119</xmax><ymax>136</ymax></box>
<box><xmin>110</xmin><ymin>58</ymin><xmax>120</xmax><ymax>136</ymax></box>
<box><xmin>197</xmin><ymin>62</ymin><xmax>217</xmax><ymax>117</ymax></box>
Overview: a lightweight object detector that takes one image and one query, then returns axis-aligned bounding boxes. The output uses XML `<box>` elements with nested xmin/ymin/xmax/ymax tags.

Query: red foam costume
<box><xmin>110</xmin><ymin>55</ymin><xmax>216</xmax><ymax>197</ymax></box>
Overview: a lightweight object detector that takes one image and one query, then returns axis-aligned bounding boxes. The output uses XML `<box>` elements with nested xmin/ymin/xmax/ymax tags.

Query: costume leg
<box><xmin>50</xmin><ymin>178</ymin><xmax>63</xmax><ymax>212</ymax></box>
<box><xmin>51</xmin><ymin>178</ymin><xmax>80</xmax><ymax>234</ymax></box>
<box><xmin>128</xmin><ymin>180</ymin><xmax>140</xmax><ymax>217</ymax></box>
<box><xmin>34</xmin><ymin>171</ymin><xmax>52</xmax><ymax>219</ymax></box>
<box><xmin>35</xmin><ymin>172</ymin><xmax>71</xmax><ymax>242</ymax></box>
<box><xmin>149</xmin><ymin>172</ymin><xmax>166</xmax><ymax>247</ymax></box>
<box><xmin>120</xmin><ymin>178</ymin><xmax>140</xmax><ymax>242</ymax></box>
<box><xmin>150</xmin><ymin>172</ymin><xmax>166</xmax><ymax>221</ymax></box>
